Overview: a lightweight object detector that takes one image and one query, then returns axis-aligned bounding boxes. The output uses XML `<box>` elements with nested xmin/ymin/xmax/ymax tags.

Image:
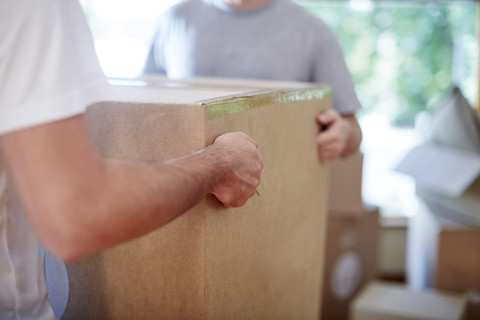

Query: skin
<box><xmin>316</xmin><ymin>109</ymin><xmax>362</xmax><ymax>163</ymax></box>
<box><xmin>0</xmin><ymin>115</ymin><xmax>263</xmax><ymax>262</ymax></box>
<box><xmin>219</xmin><ymin>0</ymin><xmax>363</xmax><ymax>162</ymax></box>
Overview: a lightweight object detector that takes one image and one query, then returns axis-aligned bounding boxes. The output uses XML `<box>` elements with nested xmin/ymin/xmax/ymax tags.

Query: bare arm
<box><xmin>0</xmin><ymin>115</ymin><xmax>263</xmax><ymax>262</ymax></box>
<box><xmin>316</xmin><ymin>109</ymin><xmax>362</xmax><ymax>163</ymax></box>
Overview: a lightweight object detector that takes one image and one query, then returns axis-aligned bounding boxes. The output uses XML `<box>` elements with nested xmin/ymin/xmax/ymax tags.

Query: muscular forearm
<box><xmin>1</xmin><ymin>115</ymin><xmax>261</xmax><ymax>262</ymax></box>
<box><xmin>50</xmin><ymin>147</ymin><xmax>227</xmax><ymax>261</ymax></box>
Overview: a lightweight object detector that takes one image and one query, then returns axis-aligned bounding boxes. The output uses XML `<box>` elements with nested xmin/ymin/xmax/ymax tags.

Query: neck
<box><xmin>222</xmin><ymin>0</ymin><xmax>271</xmax><ymax>11</ymax></box>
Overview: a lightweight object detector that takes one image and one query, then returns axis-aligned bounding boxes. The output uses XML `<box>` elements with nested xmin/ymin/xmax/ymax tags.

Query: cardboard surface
<box><xmin>328</xmin><ymin>152</ymin><xmax>363</xmax><ymax>214</ymax></box>
<box><xmin>350</xmin><ymin>281</ymin><xmax>466</xmax><ymax>320</ymax></box>
<box><xmin>436</xmin><ymin>229</ymin><xmax>480</xmax><ymax>292</ymax></box>
<box><xmin>321</xmin><ymin>205</ymin><xmax>379</xmax><ymax>320</ymax></box>
<box><xmin>62</xmin><ymin>77</ymin><xmax>331</xmax><ymax>319</ymax></box>
<box><xmin>407</xmin><ymin>206</ymin><xmax>480</xmax><ymax>295</ymax></box>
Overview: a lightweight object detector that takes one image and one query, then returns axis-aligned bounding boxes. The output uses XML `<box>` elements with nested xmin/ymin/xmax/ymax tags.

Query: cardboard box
<box><xmin>396</xmin><ymin>88</ymin><xmax>480</xmax><ymax>320</ymax></box>
<box><xmin>62</xmin><ymin>77</ymin><xmax>331</xmax><ymax>319</ymax></box>
<box><xmin>350</xmin><ymin>281</ymin><xmax>466</xmax><ymax>320</ymax></box>
<box><xmin>436</xmin><ymin>225</ymin><xmax>480</xmax><ymax>292</ymax></box>
<box><xmin>321</xmin><ymin>205</ymin><xmax>379</xmax><ymax>320</ymax></box>
<box><xmin>406</xmin><ymin>206</ymin><xmax>480</xmax><ymax>292</ymax></box>
<box><xmin>395</xmin><ymin>87</ymin><xmax>480</xmax><ymax>226</ymax></box>
<box><xmin>328</xmin><ymin>152</ymin><xmax>364</xmax><ymax>214</ymax></box>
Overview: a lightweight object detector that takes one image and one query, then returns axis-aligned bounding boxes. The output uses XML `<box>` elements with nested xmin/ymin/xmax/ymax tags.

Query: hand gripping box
<box><xmin>62</xmin><ymin>77</ymin><xmax>331</xmax><ymax>320</ymax></box>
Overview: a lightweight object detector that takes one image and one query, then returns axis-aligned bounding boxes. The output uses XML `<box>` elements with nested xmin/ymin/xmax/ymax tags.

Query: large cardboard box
<box><xmin>321</xmin><ymin>205</ymin><xmax>379</xmax><ymax>320</ymax></box>
<box><xmin>396</xmin><ymin>87</ymin><xmax>480</xmax><ymax>320</ymax></box>
<box><xmin>350</xmin><ymin>281</ymin><xmax>466</xmax><ymax>320</ymax></box>
<box><xmin>62</xmin><ymin>77</ymin><xmax>331</xmax><ymax>319</ymax></box>
<box><xmin>328</xmin><ymin>152</ymin><xmax>363</xmax><ymax>214</ymax></box>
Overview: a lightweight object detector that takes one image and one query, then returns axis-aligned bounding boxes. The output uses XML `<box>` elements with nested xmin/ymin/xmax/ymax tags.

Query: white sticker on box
<box><xmin>331</xmin><ymin>251</ymin><xmax>361</xmax><ymax>300</ymax></box>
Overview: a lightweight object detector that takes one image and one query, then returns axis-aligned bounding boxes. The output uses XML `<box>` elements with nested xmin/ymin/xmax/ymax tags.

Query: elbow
<box><xmin>50</xmin><ymin>245</ymin><xmax>87</xmax><ymax>263</ymax></box>
<box><xmin>31</xmin><ymin>199</ymin><xmax>110</xmax><ymax>263</ymax></box>
<box><xmin>36</xmin><ymin>220</ymin><xmax>96</xmax><ymax>262</ymax></box>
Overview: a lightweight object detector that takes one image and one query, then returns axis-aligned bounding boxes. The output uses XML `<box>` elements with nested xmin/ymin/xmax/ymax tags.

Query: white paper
<box><xmin>395</xmin><ymin>143</ymin><xmax>480</xmax><ymax>198</ymax></box>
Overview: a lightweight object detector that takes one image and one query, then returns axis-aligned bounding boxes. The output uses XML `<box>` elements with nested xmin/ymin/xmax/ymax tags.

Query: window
<box><xmin>303</xmin><ymin>0</ymin><xmax>478</xmax><ymax>217</ymax></box>
<box><xmin>80</xmin><ymin>0</ymin><xmax>180</xmax><ymax>77</ymax></box>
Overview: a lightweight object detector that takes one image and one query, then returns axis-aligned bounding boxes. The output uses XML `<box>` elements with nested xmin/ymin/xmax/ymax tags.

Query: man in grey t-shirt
<box><xmin>144</xmin><ymin>0</ymin><xmax>363</xmax><ymax>162</ymax></box>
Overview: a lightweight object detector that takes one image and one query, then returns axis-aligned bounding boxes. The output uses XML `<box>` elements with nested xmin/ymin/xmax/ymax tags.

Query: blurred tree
<box><xmin>302</xmin><ymin>0</ymin><xmax>478</xmax><ymax>126</ymax></box>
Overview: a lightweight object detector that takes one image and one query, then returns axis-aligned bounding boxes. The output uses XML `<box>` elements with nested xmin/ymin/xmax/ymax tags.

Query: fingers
<box><xmin>214</xmin><ymin>131</ymin><xmax>258</xmax><ymax>149</ymax></box>
<box><xmin>317</xmin><ymin>124</ymin><xmax>342</xmax><ymax>163</ymax></box>
<box><xmin>317</xmin><ymin>138</ymin><xmax>342</xmax><ymax>163</ymax></box>
<box><xmin>212</xmin><ymin>132</ymin><xmax>263</xmax><ymax>208</ymax></box>
<box><xmin>316</xmin><ymin>109</ymin><xmax>340</xmax><ymax>127</ymax></box>
<box><xmin>316</xmin><ymin>110</ymin><xmax>350</xmax><ymax>163</ymax></box>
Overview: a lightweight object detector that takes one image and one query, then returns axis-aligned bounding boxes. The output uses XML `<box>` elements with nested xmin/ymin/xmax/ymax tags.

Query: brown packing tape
<box><xmin>203</xmin><ymin>86</ymin><xmax>331</xmax><ymax>120</ymax></box>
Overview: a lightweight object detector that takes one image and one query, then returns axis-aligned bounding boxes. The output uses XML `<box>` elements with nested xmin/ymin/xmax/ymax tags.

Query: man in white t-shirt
<box><xmin>144</xmin><ymin>0</ymin><xmax>363</xmax><ymax>163</ymax></box>
<box><xmin>0</xmin><ymin>0</ymin><xmax>263</xmax><ymax>318</ymax></box>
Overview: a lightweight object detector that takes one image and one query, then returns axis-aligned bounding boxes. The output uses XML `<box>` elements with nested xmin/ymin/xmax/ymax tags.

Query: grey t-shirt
<box><xmin>144</xmin><ymin>0</ymin><xmax>361</xmax><ymax>114</ymax></box>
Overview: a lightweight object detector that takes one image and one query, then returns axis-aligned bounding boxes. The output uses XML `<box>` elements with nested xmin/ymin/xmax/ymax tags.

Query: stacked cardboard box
<box><xmin>396</xmin><ymin>87</ymin><xmax>480</xmax><ymax>320</ymax></box>
<box><xmin>61</xmin><ymin>77</ymin><xmax>332</xmax><ymax>320</ymax></box>
<box><xmin>406</xmin><ymin>207</ymin><xmax>480</xmax><ymax>320</ymax></box>
<box><xmin>320</xmin><ymin>152</ymin><xmax>380</xmax><ymax>320</ymax></box>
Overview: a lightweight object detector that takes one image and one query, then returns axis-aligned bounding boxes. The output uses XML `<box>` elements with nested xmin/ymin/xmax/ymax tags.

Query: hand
<box><xmin>316</xmin><ymin>109</ymin><xmax>350</xmax><ymax>163</ymax></box>
<box><xmin>211</xmin><ymin>132</ymin><xmax>263</xmax><ymax>207</ymax></box>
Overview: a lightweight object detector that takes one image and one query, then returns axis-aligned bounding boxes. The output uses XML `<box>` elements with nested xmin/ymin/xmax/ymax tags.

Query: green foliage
<box><xmin>302</xmin><ymin>0</ymin><xmax>478</xmax><ymax>127</ymax></box>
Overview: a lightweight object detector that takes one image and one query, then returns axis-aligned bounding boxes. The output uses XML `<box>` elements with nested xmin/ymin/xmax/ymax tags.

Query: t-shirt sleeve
<box><xmin>0</xmin><ymin>0</ymin><xmax>113</xmax><ymax>136</ymax></box>
<box><xmin>311</xmin><ymin>22</ymin><xmax>362</xmax><ymax>115</ymax></box>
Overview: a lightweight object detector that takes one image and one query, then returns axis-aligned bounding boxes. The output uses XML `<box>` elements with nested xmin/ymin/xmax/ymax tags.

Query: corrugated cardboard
<box><xmin>321</xmin><ymin>205</ymin><xmax>379</xmax><ymax>320</ymax></box>
<box><xmin>350</xmin><ymin>281</ymin><xmax>466</xmax><ymax>320</ymax></box>
<box><xmin>406</xmin><ymin>206</ymin><xmax>480</xmax><ymax>294</ymax></box>
<box><xmin>436</xmin><ymin>226</ymin><xmax>480</xmax><ymax>292</ymax></box>
<box><xmin>62</xmin><ymin>77</ymin><xmax>331</xmax><ymax>319</ymax></box>
<box><xmin>328</xmin><ymin>152</ymin><xmax>363</xmax><ymax>214</ymax></box>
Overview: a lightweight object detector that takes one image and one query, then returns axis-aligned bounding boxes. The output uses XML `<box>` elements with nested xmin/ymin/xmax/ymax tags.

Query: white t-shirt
<box><xmin>144</xmin><ymin>0</ymin><xmax>361</xmax><ymax>114</ymax></box>
<box><xmin>0</xmin><ymin>0</ymin><xmax>111</xmax><ymax>318</ymax></box>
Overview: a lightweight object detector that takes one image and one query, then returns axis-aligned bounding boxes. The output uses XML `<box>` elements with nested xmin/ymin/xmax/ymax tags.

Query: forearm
<box><xmin>0</xmin><ymin>115</ymin><xmax>253</xmax><ymax>262</ymax></box>
<box><xmin>52</xmin><ymin>148</ymin><xmax>223</xmax><ymax>261</ymax></box>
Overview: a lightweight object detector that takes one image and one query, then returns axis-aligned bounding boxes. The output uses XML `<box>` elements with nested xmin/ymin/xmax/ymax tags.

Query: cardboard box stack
<box><xmin>61</xmin><ymin>76</ymin><xmax>332</xmax><ymax>320</ymax></box>
<box><xmin>320</xmin><ymin>152</ymin><xmax>381</xmax><ymax>320</ymax></box>
<box><xmin>395</xmin><ymin>87</ymin><xmax>480</xmax><ymax>320</ymax></box>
